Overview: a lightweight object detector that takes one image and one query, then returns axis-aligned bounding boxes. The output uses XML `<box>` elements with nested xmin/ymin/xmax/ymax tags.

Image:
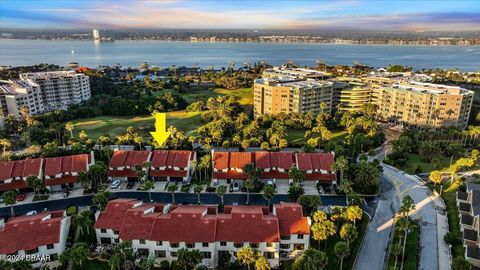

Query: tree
<box><xmin>68</xmin><ymin>242</ymin><xmax>90</xmax><ymax>269</ymax></box>
<box><xmin>334</xmin><ymin>241</ymin><xmax>350</xmax><ymax>270</ymax></box>
<box><xmin>93</xmin><ymin>190</ymin><xmax>111</xmax><ymax>211</ymax></box>
<box><xmin>110</xmin><ymin>240</ymin><xmax>134</xmax><ymax>269</ymax></box>
<box><xmin>216</xmin><ymin>185</ymin><xmax>227</xmax><ymax>206</ymax></box>
<box><xmin>2</xmin><ymin>190</ymin><xmax>17</xmax><ymax>217</ymax></box>
<box><xmin>297</xmin><ymin>195</ymin><xmax>321</xmax><ymax>216</ymax></box>
<box><xmin>65</xmin><ymin>122</ymin><xmax>74</xmax><ymax>138</ymax></box>
<box><xmin>343</xmin><ymin>205</ymin><xmax>363</xmax><ymax>226</ymax></box>
<box><xmin>194</xmin><ymin>184</ymin><xmax>203</xmax><ymax>204</ymax></box>
<box><xmin>237</xmin><ymin>246</ymin><xmax>256</xmax><ymax>270</ymax></box>
<box><xmin>74</xmin><ymin>211</ymin><xmax>93</xmax><ymax>238</ymax></box>
<box><xmin>140</xmin><ymin>255</ymin><xmax>157</xmax><ymax>270</ymax></box>
<box><xmin>399</xmin><ymin>195</ymin><xmax>415</xmax><ymax>218</ymax></box>
<box><xmin>451</xmin><ymin>256</ymin><xmax>472</xmax><ymax>270</ymax></box>
<box><xmin>311</xmin><ymin>218</ymin><xmax>336</xmax><ymax>248</ymax></box>
<box><xmin>332</xmin><ymin>156</ymin><xmax>348</xmax><ymax>184</ymax></box>
<box><xmin>391</xmin><ymin>243</ymin><xmax>402</xmax><ymax>270</ymax></box>
<box><xmin>255</xmin><ymin>256</ymin><xmax>271</xmax><ymax>270</ymax></box>
<box><xmin>167</xmin><ymin>183</ymin><xmax>178</xmax><ymax>203</ymax></box>
<box><xmin>263</xmin><ymin>184</ymin><xmax>275</xmax><ymax>206</ymax></box>
<box><xmin>429</xmin><ymin>170</ymin><xmax>442</xmax><ymax>187</ymax></box>
<box><xmin>340</xmin><ymin>223</ymin><xmax>358</xmax><ymax>247</ymax></box>
<box><xmin>79</xmin><ymin>130</ymin><xmax>89</xmax><ymax>142</ymax></box>
<box><xmin>177</xmin><ymin>248</ymin><xmax>202</xmax><ymax>270</ymax></box>
<box><xmin>244</xmin><ymin>179</ymin><xmax>255</xmax><ymax>205</ymax></box>
<box><xmin>289</xmin><ymin>167</ymin><xmax>305</xmax><ymax>183</ymax></box>
<box><xmin>0</xmin><ymin>138</ymin><xmax>11</xmax><ymax>158</ymax></box>
<box><xmin>26</xmin><ymin>176</ymin><xmax>43</xmax><ymax>195</ymax></box>
<box><xmin>418</xmin><ymin>141</ymin><xmax>441</xmax><ymax>162</ymax></box>
<box><xmin>78</xmin><ymin>171</ymin><xmax>91</xmax><ymax>190</ymax></box>
<box><xmin>288</xmin><ymin>182</ymin><xmax>304</xmax><ymax>202</ymax></box>
<box><xmin>397</xmin><ymin>217</ymin><xmax>415</xmax><ymax>270</ymax></box>
<box><xmin>338</xmin><ymin>179</ymin><xmax>353</xmax><ymax>205</ymax></box>
<box><xmin>292</xmin><ymin>248</ymin><xmax>328</xmax><ymax>270</ymax></box>
<box><xmin>144</xmin><ymin>180</ymin><xmax>155</xmax><ymax>202</ymax></box>
<box><xmin>217</xmin><ymin>251</ymin><xmax>232</xmax><ymax>270</ymax></box>
<box><xmin>353</xmin><ymin>160</ymin><xmax>380</xmax><ymax>194</ymax></box>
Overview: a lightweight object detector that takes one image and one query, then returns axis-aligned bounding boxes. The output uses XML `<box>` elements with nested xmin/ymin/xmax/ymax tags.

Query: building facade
<box><xmin>333</xmin><ymin>77</ymin><xmax>372</xmax><ymax>112</ymax></box>
<box><xmin>457</xmin><ymin>182</ymin><xmax>480</xmax><ymax>267</ymax></box>
<box><xmin>0</xmin><ymin>71</ymin><xmax>90</xmax><ymax>128</ymax></box>
<box><xmin>0</xmin><ymin>210</ymin><xmax>71</xmax><ymax>268</ymax></box>
<box><xmin>95</xmin><ymin>199</ymin><xmax>310</xmax><ymax>269</ymax></box>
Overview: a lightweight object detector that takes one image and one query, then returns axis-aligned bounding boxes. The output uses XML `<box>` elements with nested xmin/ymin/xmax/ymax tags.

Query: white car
<box><xmin>26</xmin><ymin>211</ymin><xmax>37</xmax><ymax>216</ymax></box>
<box><xmin>110</xmin><ymin>180</ymin><xmax>121</xmax><ymax>189</ymax></box>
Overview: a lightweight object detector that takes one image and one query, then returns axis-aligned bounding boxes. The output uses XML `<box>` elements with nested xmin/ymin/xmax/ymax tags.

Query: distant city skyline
<box><xmin>1</xmin><ymin>0</ymin><xmax>479</xmax><ymax>32</ymax></box>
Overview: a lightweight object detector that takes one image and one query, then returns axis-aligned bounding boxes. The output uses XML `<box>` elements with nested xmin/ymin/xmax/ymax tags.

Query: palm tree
<box><xmin>338</xmin><ymin>179</ymin><xmax>353</xmax><ymax>205</ymax></box>
<box><xmin>74</xmin><ymin>211</ymin><xmax>93</xmax><ymax>238</ymax></box>
<box><xmin>332</xmin><ymin>156</ymin><xmax>348</xmax><ymax>184</ymax></box>
<box><xmin>334</xmin><ymin>241</ymin><xmax>350</xmax><ymax>270</ymax></box>
<box><xmin>340</xmin><ymin>223</ymin><xmax>358</xmax><ymax>248</ymax></box>
<box><xmin>167</xmin><ymin>183</ymin><xmax>178</xmax><ymax>203</ymax></box>
<box><xmin>263</xmin><ymin>184</ymin><xmax>276</xmax><ymax>206</ymax></box>
<box><xmin>397</xmin><ymin>217</ymin><xmax>414</xmax><ymax>270</ymax></box>
<box><xmin>177</xmin><ymin>248</ymin><xmax>202</xmax><ymax>270</ymax></box>
<box><xmin>65</xmin><ymin>122</ymin><xmax>74</xmax><ymax>139</ymax></box>
<box><xmin>77</xmin><ymin>171</ymin><xmax>91</xmax><ymax>190</ymax></box>
<box><xmin>343</xmin><ymin>205</ymin><xmax>363</xmax><ymax>226</ymax></box>
<box><xmin>109</xmin><ymin>251</ymin><xmax>124</xmax><ymax>270</ymax></box>
<box><xmin>391</xmin><ymin>243</ymin><xmax>402</xmax><ymax>270</ymax></box>
<box><xmin>26</xmin><ymin>176</ymin><xmax>43</xmax><ymax>195</ymax></box>
<box><xmin>2</xmin><ymin>190</ymin><xmax>17</xmax><ymax>217</ymax></box>
<box><xmin>194</xmin><ymin>184</ymin><xmax>203</xmax><ymax>204</ymax></box>
<box><xmin>144</xmin><ymin>180</ymin><xmax>155</xmax><ymax>202</ymax></box>
<box><xmin>69</xmin><ymin>242</ymin><xmax>90</xmax><ymax>269</ymax></box>
<box><xmin>288</xmin><ymin>167</ymin><xmax>305</xmax><ymax>183</ymax></box>
<box><xmin>399</xmin><ymin>195</ymin><xmax>415</xmax><ymax>218</ymax></box>
<box><xmin>292</xmin><ymin>248</ymin><xmax>328</xmax><ymax>270</ymax></box>
<box><xmin>255</xmin><ymin>256</ymin><xmax>271</xmax><ymax>270</ymax></box>
<box><xmin>311</xmin><ymin>218</ymin><xmax>336</xmax><ymax>248</ymax></box>
<box><xmin>0</xmin><ymin>138</ymin><xmax>11</xmax><ymax>159</ymax></box>
<box><xmin>93</xmin><ymin>190</ymin><xmax>111</xmax><ymax>211</ymax></box>
<box><xmin>243</xmin><ymin>179</ymin><xmax>255</xmax><ymax>205</ymax></box>
<box><xmin>140</xmin><ymin>255</ymin><xmax>157</xmax><ymax>270</ymax></box>
<box><xmin>237</xmin><ymin>246</ymin><xmax>256</xmax><ymax>270</ymax></box>
<box><xmin>216</xmin><ymin>185</ymin><xmax>227</xmax><ymax>206</ymax></box>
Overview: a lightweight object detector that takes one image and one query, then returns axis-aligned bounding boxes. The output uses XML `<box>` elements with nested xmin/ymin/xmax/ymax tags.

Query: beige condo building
<box><xmin>333</xmin><ymin>77</ymin><xmax>372</xmax><ymax>112</ymax></box>
<box><xmin>370</xmin><ymin>80</ymin><xmax>474</xmax><ymax>129</ymax></box>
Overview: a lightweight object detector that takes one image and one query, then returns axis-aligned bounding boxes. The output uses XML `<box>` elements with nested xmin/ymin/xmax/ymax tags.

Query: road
<box><xmin>0</xmin><ymin>191</ymin><xmax>376</xmax><ymax>218</ymax></box>
<box><xmin>355</xmin><ymin>164</ymin><xmax>440</xmax><ymax>270</ymax></box>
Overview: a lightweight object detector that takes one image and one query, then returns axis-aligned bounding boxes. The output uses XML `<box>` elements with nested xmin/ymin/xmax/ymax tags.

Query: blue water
<box><xmin>1</xmin><ymin>39</ymin><xmax>479</xmax><ymax>71</ymax></box>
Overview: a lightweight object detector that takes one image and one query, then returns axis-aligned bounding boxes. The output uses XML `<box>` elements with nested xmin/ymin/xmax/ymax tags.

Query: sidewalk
<box><xmin>431</xmin><ymin>191</ymin><xmax>451</xmax><ymax>270</ymax></box>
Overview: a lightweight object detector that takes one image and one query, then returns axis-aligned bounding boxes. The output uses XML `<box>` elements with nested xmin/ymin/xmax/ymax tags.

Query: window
<box><xmin>280</xmin><ymin>244</ymin><xmax>290</xmax><ymax>249</ymax></box>
<box><xmin>171</xmin><ymin>243</ymin><xmax>179</xmax><ymax>248</ymax></box>
<box><xmin>297</xmin><ymin>234</ymin><xmax>304</xmax><ymax>239</ymax></box>
<box><xmin>47</xmin><ymin>244</ymin><xmax>54</xmax><ymax>250</ymax></box>
<box><xmin>139</xmin><ymin>239</ymin><xmax>146</xmax><ymax>245</ymax></box>
<box><xmin>100</xmin><ymin>229</ymin><xmax>107</xmax><ymax>233</ymax></box>
<box><xmin>294</xmin><ymin>244</ymin><xmax>305</xmax><ymax>250</ymax></box>
<box><xmin>187</xmin><ymin>243</ymin><xmax>195</xmax><ymax>248</ymax></box>
<box><xmin>114</xmin><ymin>238</ymin><xmax>120</xmax><ymax>244</ymax></box>
<box><xmin>26</xmin><ymin>248</ymin><xmax>38</xmax><ymax>255</ymax></box>
<box><xmin>250</xmin><ymin>243</ymin><xmax>259</xmax><ymax>248</ymax></box>
<box><xmin>171</xmin><ymin>252</ymin><xmax>177</xmax><ymax>257</ymax></box>
<box><xmin>50</xmin><ymin>253</ymin><xmax>58</xmax><ymax>261</ymax></box>
<box><xmin>100</xmin><ymin>238</ymin><xmax>112</xmax><ymax>245</ymax></box>
<box><xmin>220</xmin><ymin>242</ymin><xmax>227</xmax><ymax>246</ymax></box>
<box><xmin>203</xmin><ymin>252</ymin><xmax>212</xmax><ymax>259</ymax></box>
<box><xmin>280</xmin><ymin>236</ymin><xmax>290</xmax><ymax>240</ymax></box>
<box><xmin>155</xmin><ymin>250</ymin><xmax>166</xmax><ymax>258</ymax></box>
<box><xmin>202</xmin><ymin>242</ymin><xmax>209</xmax><ymax>247</ymax></box>
<box><xmin>156</xmin><ymin>241</ymin><xmax>162</xmax><ymax>246</ymax></box>
<box><xmin>266</xmin><ymin>242</ymin><xmax>273</xmax><ymax>247</ymax></box>
<box><xmin>234</xmin><ymin>243</ymin><xmax>243</xmax><ymax>248</ymax></box>
<box><xmin>264</xmin><ymin>252</ymin><xmax>275</xmax><ymax>259</ymax></box>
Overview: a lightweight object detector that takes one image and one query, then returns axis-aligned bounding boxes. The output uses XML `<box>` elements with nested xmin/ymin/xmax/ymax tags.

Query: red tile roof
<box><xmin>0</xmin><ymin>159</ymin><xmax>42</xmax><ymax>181</ymax></box>
<box><xmin>0</xmin><ymin>211</ymin><xmax>66</xmax><ymax>254</ymax></box>
<box><xmin>216</xmin><ymin>206</ymin><xmax>279</xmax><ymax>243</ymax></box>
<box><xmin>108</xmin><ymin>170</ymin><xmax>137</xmax><ymax>178</ymax></box>
<box><xmin>296</xmin><ymin>153</ymin><xmax>334</xmax><ymax>171</ymax></box>
<box><xmin>213</xmin><ymin>171</ymin><xmax>248</xmax><ymax>180</ymax></box>
<box><xmin>44</xmin><ymin>154</ymin><xmax>88</xmax><ymax>177</ymax></box>
<box><xmin>260</xmin><ymin>171</ymin><xmax>290</xmax><ymax>180</ymax></box>
<box><xmin>213</xmin><ymin>152</ymin><xmax>229</xmax><ymax>170</ymax></box>
<box><xmin>304</xmin><ymin>173</ymin><xmax>336</xmax><ymax>181</ymax></box>
<box><xmin>45</xmin><ymin>175</ymin><xmax>77</xmax><ymax>186</ymax></box>
<box><xmin>150</xmin><ymin>169</ymin><xmax>187</xmax><ymax>178</ymax></box>
<box><xmin>151</xmin><ymin>150</ymin><xmax>192</xmax><ymax>168</ymax></box>
<box><xmin>109</xmin><ymin>151</ymin><xmax>150</xmax><ymax>169</ymax></box>
<box><xmin>255</xmin><ymin>152</ymin><xmax>294</xmax><ymax>170</ymax></box>
<box><xmin>0</xmin><ymin>180</ymin><xmax>28</xmax><ymax>191</ymax></box>
<box><xmin>274</xmin><ymin>203</ymin><xmax>310</xmax><ymax>236</ymax></box>
<box><xmin>95</xmin><ymin>199</ymin><xmax>142</xmax><ymax>231</ymax></box>
<box><xmin>213</xmin><ymin>152</ymin><xmax>253</xmax><ymax>171</ymax></box>
<box><xmin>119</xmin><ymin>204</ymin><xmax>162</xmax><ymax>241</ymax></box>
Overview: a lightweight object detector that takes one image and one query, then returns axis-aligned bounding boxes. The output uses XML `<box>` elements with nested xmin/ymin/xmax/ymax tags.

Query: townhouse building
<box><xmin>457</xmin><ymin>182</ymin><xmax>480</xmax><ymax>267</ymax></box>
<box><xmin>0</xmin><ymin>158</ymin><xmax>43</xmax><ymax>192</ymax></box>
<box><xmin>108</xmin><ymin>150</ymin><xmax>151</xmax><ymax>181</ymax></box>
<box><xmin>212</xmin><ymin>151</ymin><xmax>336</xmax><ymax>186</ymax></box>
<box><xmin>94</xmin><ymin>199</ymin><xmax>309</xmax><ymax>268</ymax></box>
<box><xmin>0</xmin><ymin>210</ymin><xmax>71</xmax><ymax>268</ymax></box>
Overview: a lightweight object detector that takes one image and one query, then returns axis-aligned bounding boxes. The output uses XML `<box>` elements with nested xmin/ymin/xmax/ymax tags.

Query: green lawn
<box><xmin>387</xmin><ymin>222</ymin><xmax>419</xmax><ymax>270</ymax></box>
<box><xmin>161</xmin><ymin>87</ymin><xmax>253</xmax><ymax>105</ymax></box>
<box><xmin>397</xmin><ymin>153</ymin><xmax>452</xmax><ymax>174</ymax></box>
<box><xmin>285</xmin><ymin>130</ymin><xmax>347</xmax><ymax>145</ymax></box>
<box><xmin>72</xmin><ymin>111</ymin><xmax>202</xmax><ymax>139</ymax></box>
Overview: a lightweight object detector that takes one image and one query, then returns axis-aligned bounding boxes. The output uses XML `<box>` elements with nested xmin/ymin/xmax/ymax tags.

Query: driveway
<box><xmin>355</xmin><ymin>164</ymin><xmax>441</xmax><ymax>270</ymax></box>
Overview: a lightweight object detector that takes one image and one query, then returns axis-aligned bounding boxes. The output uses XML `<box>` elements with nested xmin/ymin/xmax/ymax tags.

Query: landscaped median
<box><xmin>387</xmin><ymin>220</ymin><xmax>420</xmax><ymax>270</ymax></box>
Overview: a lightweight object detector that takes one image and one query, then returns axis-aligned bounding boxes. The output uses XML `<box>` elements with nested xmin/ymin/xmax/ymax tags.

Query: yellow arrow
<box><xmin>150</xmin><ymin>113</ymin><xmax>170</xmax><ymax>147</ymax></box>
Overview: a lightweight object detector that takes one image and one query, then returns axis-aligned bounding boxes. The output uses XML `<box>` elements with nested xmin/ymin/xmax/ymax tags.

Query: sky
<box><xmin>1</xmin><ymin>0</ymin><xmax>479</xmax><ymax>31</ymax></box>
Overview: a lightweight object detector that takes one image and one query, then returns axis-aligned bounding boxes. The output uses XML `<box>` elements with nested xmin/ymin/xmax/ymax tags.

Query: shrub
<box><xmin>66</xmin><ymin>206</ymin><xmax>78</xmax><ymax>216</ymax></box>
<box><xmin>444</xmin><ymin>231</ymin><xmax>462</xmax><ymax>245</ymax></box>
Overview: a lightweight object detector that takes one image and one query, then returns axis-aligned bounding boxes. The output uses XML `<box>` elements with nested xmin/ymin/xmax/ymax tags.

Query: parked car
<box><xmin>110</xmin><ymin>180</ymin><xmax>121</xmax><ymax>189</ymax></box>
<box><xmin>26</xmin><ymin>211</ymin><xmax>37</xmax><ymax>216</ymax></box>
<box><xmin>16</xmin><ymin>193</ymin><xmax>26</xmax><ymax>202</ymax></box>
<box><xmin>232</xmin><ymin>182</ymin><xmax>240</xmax><ymax>192</ymax></box>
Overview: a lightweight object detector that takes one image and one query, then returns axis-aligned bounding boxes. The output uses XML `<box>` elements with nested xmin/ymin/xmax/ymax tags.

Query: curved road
<box><xmin>354</xmin><ymin>164</ymin><xmax>444</xmax><ymax>270</ymax></box>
